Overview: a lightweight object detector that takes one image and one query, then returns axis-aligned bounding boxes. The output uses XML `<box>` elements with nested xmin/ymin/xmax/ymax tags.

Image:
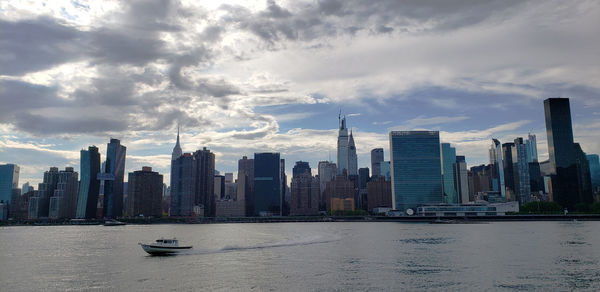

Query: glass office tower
<box><xmin>76</xmin><ymin>146</ymin><xmax>101</xmax><ymax>219</ymax></box>
<box><xmin>253</xmin><ymin>153</ymin><xmax>282</xmax><ymax>216</ymax></box>
<box><xmin>103</xmin><ymin>139</ymin><xmax>126</xmax><ymax>218</ymax></box>
<box><xmin>441</xmin><ymin>143</ymin><xmax>458</xmax><ymax>204</ymax></box>
<box><xmin>389</xmin><ymin>131</ymin><xmax>443</xmax><ymax>213</ymax></box>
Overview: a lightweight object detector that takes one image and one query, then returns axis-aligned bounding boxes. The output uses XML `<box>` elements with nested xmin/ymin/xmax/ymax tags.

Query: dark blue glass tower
<box><xmin>389</xmin><ymin>131</ymin><xmax>443</xmax><ymax>213</ymax></box>
<box><xmin>544</xmin><ymin>98</ymin><xmax>592</xmax><ymax>209</ymax></box>
<box><xmin>76</xmin><ymin>146</ymin><xmax>101</xmax><ymax>219</ymax></box>
<box><xmin>253</xmin><ymin>153</ymin><xmax>282</xmax><ymax>216</ymax></box>
<box><xmin>103</xmin><ymin>139</ymin><xmax>126</xmax><ymax>218</ymax></box>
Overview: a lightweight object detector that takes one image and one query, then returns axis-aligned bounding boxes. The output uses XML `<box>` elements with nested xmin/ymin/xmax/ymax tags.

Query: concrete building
<box><xmin>76</xmin><ymin>146</ymin><xmax>101</xmax><ymax>219</ymax></box>
<box><xmin>21</xmin><ymin>182</ymin><xmax>33</xmax><ymax>196</ymax></box>
<box><xmin>389</xmin><ymin>131</ymin><xmax>443</xmax><ymax>213</ymax></box>
<box><xmin>347</xmin><ymin>130</ymin><xmax>358</xmax><ymax>176</ymax></box>
<box><xmin>370</xmin><ymin>148</ymin><xmax>384</xmax><ymax>178</ymax></box>
<box><xmin>367</xmin><ymin>176</ymin><xmax>392</xmax><ymax>212</ymax></box>
<box><xmin>292</xmin><ymin>161</ymin><xmax>311</xmax><ymax>178</ymax></box>
<box><xmin>441</xmin><ymin>143</ymin><xmax>458</xmax><ymax>204</ymax></box>
<box><xmin>127</xmin><ymin>167</ymin><xmax>163</xmax><ymax>218</ymax></box>
<box><xmin>290</xmin><ymin>172</ymin><xmax>320</xmax><ymax>216</ymax></box>
<box><xmin>323</xmin><ymin>171</ymin><xmax>356</xmax><ymax>212</ymax></box>
<box><xmin>317</xmin><ymin>161</ymin><xmax>337</xmax><ymax>206</ymax></box>
<box><xmin>11</xmin><ymin>189</ymin><xmax>33</xmax><ymax>220</ymax></box>
<box><xmin>0</xmin><ymin>164</ymin><xmax>19</xmax><ymax>205</ymax></box>
<box><xmin>337</xmin><ymin>116</ymin><xmax>349</xmax><ymax>175</ymax></box>
<box><xmin>103</xmin><ymin>138</ymin><xmax>126</xmax><ymax>218</ymax></box>
<box><xmin>214</xmin><ymin>175</ymin><xmax>225</xmax><ymax>199</ymax></box>
<box><xmin>49</xmin><ymin>167</ymin><xmax>79</xmax><ymax>219</ymax></box>
<box><xmin>29</xmin><ymin>167</ymin><xmax>60</xmax><ymax>219</ymax></box>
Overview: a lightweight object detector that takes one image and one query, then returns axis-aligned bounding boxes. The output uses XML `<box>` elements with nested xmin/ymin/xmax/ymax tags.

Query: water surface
<box><xmin>1</xmin><ymin>221</ymin><xmax>599</xmax><ymax>291</ymax></box>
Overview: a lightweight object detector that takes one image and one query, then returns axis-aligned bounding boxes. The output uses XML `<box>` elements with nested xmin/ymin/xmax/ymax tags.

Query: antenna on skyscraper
<box><xmin>338</xmin><ymin>108</ymin><xmax>341</xmax><ymax>128</ymax></box>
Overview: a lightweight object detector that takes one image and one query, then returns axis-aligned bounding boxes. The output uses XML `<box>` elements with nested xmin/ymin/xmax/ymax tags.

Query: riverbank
<box><xmin>2</xmin><ymin>214</ymin><xmax>600</xmax><ymax>226</ymax></box>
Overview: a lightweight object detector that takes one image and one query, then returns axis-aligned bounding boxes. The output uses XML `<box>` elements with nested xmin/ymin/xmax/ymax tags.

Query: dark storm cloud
<box><xmin>13</xmin><ymin>112</ymin><xmax>128</xmax><ymax>135</ymax></box>
<box><xmin>0</xmin><ymin>17</ymin><xmax>84</xmax><ymax>76</ymax></box>
<box><xmin>218</xmin><ymin>0</ymin><xmax>525</xmax><ymax>43</ymax></box>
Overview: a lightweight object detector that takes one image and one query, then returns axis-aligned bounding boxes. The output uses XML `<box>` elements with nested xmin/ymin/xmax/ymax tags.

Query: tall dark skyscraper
<box><xmin>127</xmin><ymin>167</ymin><xmax>163</xmax><ymax>218</ymax></box>
<box><xmin>587</xmin><ymin>154</ymin><xmax>600</xmax><ymax>189</ymax></box>
<box><xmin>238</xmin><ymin>156</ymin><xmax>254</xmax><ymax>216</ymax></box>
<box><xmin>170</xmin><ymin>153</ymin><xmax>195</xmax><ymax>216</ymax></box>
<box><xmin>254</xmin><ymin>153</ymin><xmax>282</xmax><ymax>216</ymax></box>
<box><xmin>76</xmin><ymin>146</ymin><xmax>101</xmax><ymax>219</ymax></box>
<box><xmin>193</xmin><ymin>148</ymin><xmax>216</xmax><ymax>217</ymax></box>
<box><xmin>544</xmin><ymin>97</ymin><xmax>593</xmax><ymax>209</ymax></box>
<box><xmin>29</xmin><ymin>167</ymin><xmax>60</xmax><ymax>219</ymax></box>
<box><xmin>370</xmin><ymin>148</ymin><xmax>384</xmax><ymax>178</ymax></box>
<box><xmin>389</xmin><ymin>131</ymin><xmax>443</xmax><ymax>213</ymax></box>
<box><xmin>502</xmin><ymin>142</ymin><xmax>516</xmax><ymax>201</ymax></box>
<box><xmin>103</xmin><ymin>139</ymin><xmax>126</xmax><ymax>218</ymax></box>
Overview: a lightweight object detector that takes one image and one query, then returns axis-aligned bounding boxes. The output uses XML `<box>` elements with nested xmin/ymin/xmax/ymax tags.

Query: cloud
<box><xmin>391</xmin><ymin>115</ymin><xmax>469</xmax><ymax>130</ymax></box>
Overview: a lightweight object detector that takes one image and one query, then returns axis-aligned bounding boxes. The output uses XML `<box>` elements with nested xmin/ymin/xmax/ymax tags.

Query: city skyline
<box><xmin>1</xmin><ymin>0</ymin><xmax>600</xmax><ymax>186</ymax></box>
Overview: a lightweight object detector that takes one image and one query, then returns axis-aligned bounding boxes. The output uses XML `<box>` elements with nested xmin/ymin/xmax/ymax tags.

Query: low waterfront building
<box><xmin>416</xmin><ymin>201</ymin><xmax>519</xmax><ymax>217</ymax></box>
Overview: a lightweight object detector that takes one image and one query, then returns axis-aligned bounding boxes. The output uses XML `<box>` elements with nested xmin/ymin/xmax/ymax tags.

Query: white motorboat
<box><xmin>139</xmin><ymin>238</ymin><xmax>192</xmax><ymax>255</ymax></box>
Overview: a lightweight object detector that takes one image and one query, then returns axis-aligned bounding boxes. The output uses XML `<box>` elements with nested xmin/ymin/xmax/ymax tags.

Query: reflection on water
<box><xmin>1</xmin><ymin>221</ymin><xmax>600</xmax><ymax>291</ymax></box>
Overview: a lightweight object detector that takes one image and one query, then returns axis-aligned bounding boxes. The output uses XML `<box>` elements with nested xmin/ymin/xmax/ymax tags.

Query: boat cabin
<box><xmin>155</xmin><ymin>238</ymin><xmax>178</xmax><ymax>245</ymax></box>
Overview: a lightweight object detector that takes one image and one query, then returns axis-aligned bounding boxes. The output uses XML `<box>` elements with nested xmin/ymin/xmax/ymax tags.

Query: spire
<box><xmin>172</xmin><ymin>124</ymin><xmax>183</xmax><ymax>161</ymax></box>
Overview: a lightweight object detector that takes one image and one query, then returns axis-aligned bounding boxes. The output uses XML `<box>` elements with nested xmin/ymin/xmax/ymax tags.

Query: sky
<box><xmin>1</xmin><ymin>0</ymin><xmax>599</xmax><ymax>187</ymax></box>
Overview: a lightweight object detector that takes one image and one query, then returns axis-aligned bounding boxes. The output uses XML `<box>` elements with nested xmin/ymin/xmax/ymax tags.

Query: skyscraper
<box><xmin>238</xmin><ymin>156</ymin><xmax>254</xmax><ymax>216</ymax></box>
<box><xmin>587</xmin><ymin>154</ymin><xmax>600</xmax><ymax>189</ymax></box>
<box><xmin>290</xmin><ymin>164</ymin><xmax>319</xmax><ymax>216</ymax></box>
<box><xmin>193</xmin><ymin>148</ymin><xmax>216</xmax><ymax>217</ymax></box>
<box><xmin>544</xmin><ymin>97</ymin><xmax>593</xmax><ymax>209</ymax></box>
<box><xmin>454</xmin><ymin>156</ymin><xmax>470</xmax><ymax>204</ymax></box>
<box><xmin>172</xmin><ymin>126</ymin><xmax>183</xmax><ymax>161</ymax></box>
<box><xmin>127</xmin><ymin>167</ymin><xmax>163</xmax><ymax>218</ymax></box>
<box><xmin>254</xmin><ymin>153</ymin><xmax>282</xmax><ymax>216</ymax></box>
<box><xmin>170</xmin><ymin>153</ymin><xmax>195</xmax><ymax>216</ymax></box>
<box><xmin>526</xmin><ymin>133</ymin><xmax>538</xmax><ymax>162</ymax></box>
<box><xmin>103</xmin><ymin>138</ymin><xmax>126</xmax><ymax>218</ymax></box>
<box><xmin>317</xmin><ymin>161</ymin><xmax>337</xmax><ymax>206</ymax></box>
<box><xmin>348</xmin><ymin>130</ymin><xmax>358</xmax><ymax>176</ymax></box>
<box><xmin>502</xmin><ymin>142</ymin><xmax>516</xmax><ymax>201</ymax></box>
<box><xmin>489</xmin><ymin>139</ymin><xmax>506</xmax><ymax>198</ymax></box>
<box><xmin>49</xmin><ymin>167</ymin><xmax>78</xmax><ymax>219</ymax></box>
<box><xmin>337</xmin><ymin>116</ymin><xmax>349</xmax><ymax>175</ymax></box>
<box><xmin>29</xmin><ymin>167</ymin><xmax>59</xmax><ymax>219</ymax></box>
<box><xmin>370</xmin><ymin>148</ymin><xmax>384</xmax><ymax>178</ymax></box>
<box><xmin>441</xmin><ymin>143</ymin><xmax>458</xmax><ymax>204</ymax></box>
<box><xmin>76</xmin><ymin>146</ymin><xmax>101</xmax><ymax>219</ymax></box>
<box><xmin>0</xmin><ymin>164</ymin><xmax>19</xmax><ymax>204</ymax></box>
<box><xmin>389</xmin><ymin>131</ymin><xmax>443</xmax><ymax>213</ymax></box>
<box><xmin>512</xmin><ymin>138</ymin><xmax>531</xmax><ymax>205</ymax></box>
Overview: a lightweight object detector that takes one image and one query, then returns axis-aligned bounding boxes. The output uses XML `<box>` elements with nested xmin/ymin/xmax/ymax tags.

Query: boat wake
<box><xmin>180</xmin><ymin>235</ymin><xmax>340</xmax><ymax>256</ymax></box>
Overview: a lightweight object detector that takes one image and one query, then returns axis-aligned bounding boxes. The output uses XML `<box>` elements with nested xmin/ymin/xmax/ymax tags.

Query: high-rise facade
<box><xmin>544</xmin><ymin>98</ymin><xmax>593</xmax><ymax>209</ymax></box>
<box><xmin>172</xmin><ymin>126</ymin><xmax>183</xmax><ymax>161</ymax></box>
<box><xmin>441</xmin><ymin>143</ymin><xmax>458</xmax><ymax>204</ymax></box>
<box><xmin>193</xmin><ymin>148</ymin><xmax>216</xmax><ymax>217</ymax></box>
<box><xmin>526</xmin><ymin>133</ymin><xmax>538</xmax><ymax>162</ymax></box>
<box><xmin>587</xmin><ymin>154</ymin><xmax>600</xmax><ymax>189</ymax></box>
<box><xmin>29</xmin><ymin>167</ymin><xmax>60</xmax><ymax>219</ymax></box>
<box><xmin>389</xmin><ymin>131</ymin><xmax>443</xmax><ymax>212</ymax></box>
<box><xmin>337</xmin><ymin>116</ymin><xmax>349</xmax><ymax>175</ymax></box>
<box><xmin>127</xmin><ymin>167</ymin><xmax>163</xmax><ymax>218</ymax></box>
<box><xmin>49</xmin><ymin>167</ymin><xmax>78</xmax><ymax>219</ymax></box>
<box><xmin>253</xmin><ymin>153</ymin><xmax>282</xmax><ymax>216</ymax></box>
<box><xmin>76</xmin><ymin>146</ymin><xmax>101</xmax><ymax>219</ymax></box>
<box><xmin>317</xmin><ymin>161</ymin><xmax>337</xmax><ymax>206</ymax></box>
<box><xmin>512</xmin><ymin>138</ymin><xmax>531</xmax><ymax>205</ymax></box>
<box><xmin>370</xmin><ymin>148</ymin><xmax>384</xmax><ymax>178</ymax></box>
<box><xmin>103</xmin><ymin>138</ymin><xmax>126</xmax><ymax>218</ymax></box>
<box><xmin>454</xmin><ymin>156</ymin><xmax>469</xmax><ymax>204</ymax></box>
<box><xmin>238</xmin><ymin>156</ymin><xmax>254</xmax><ymax>216</ymax></box>
<box><xmin>170</xmin><ymin>153</ymin><xmax>195</xmax><ymax>216</ymax></box>
<box><xmin>290</xmin><ymin>171</ymin><xmax>319</xmax><ymax>216</ymax></box>
<box><xmin>366</xmin><ymin>176</ymin><xmax>392</xmax><ymax>212</ymax></box>
<box><xmin>489</xmin><ymin>139</ymin><xmax>506</xmax><ymax>198</ymax></box>
<box><xmin>502</xmin><ymin>142</ymin><xmax>516</xmax><ymax>201</ymax></box>
<box><xmin>347</xmin><ymin>130</ymin><xmax>358</xmax><ymax>176</ymax></box>
<box><xmin>0</xmin><ymin>164</ymin><xmax>19</xmax><ymax>204</ymax></box>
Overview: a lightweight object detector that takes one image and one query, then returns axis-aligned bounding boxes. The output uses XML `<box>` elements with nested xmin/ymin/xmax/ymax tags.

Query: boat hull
<box><xmin>139</xmin><ymin>243</ymin><xmax>192</xmax><ymax>255</ymax></box>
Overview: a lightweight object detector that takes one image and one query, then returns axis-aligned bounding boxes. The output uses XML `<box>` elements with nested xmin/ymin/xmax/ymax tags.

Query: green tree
<box><xmin>519</xmin><ymin>201</ymin><xmax>563</xmax><ymax>214</ymax></box>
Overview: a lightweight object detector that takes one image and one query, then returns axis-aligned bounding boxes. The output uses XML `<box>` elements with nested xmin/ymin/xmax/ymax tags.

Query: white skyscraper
<box><xmin>337</xmin><ymin>116</ymin><xmax>349</xmax><ymax>175</ymax></box>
